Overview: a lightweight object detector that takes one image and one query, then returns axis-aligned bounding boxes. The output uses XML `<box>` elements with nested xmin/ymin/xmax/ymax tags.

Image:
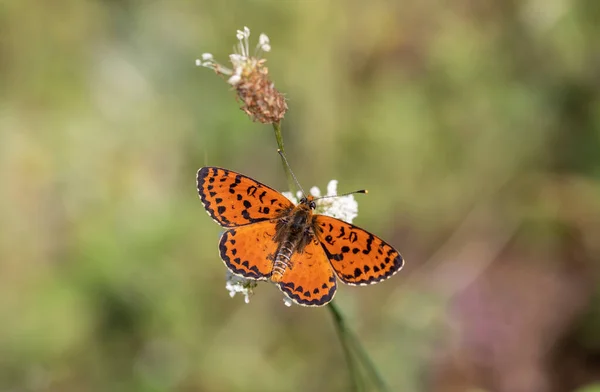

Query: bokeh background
<box><xmin>1</xmin><ymin>0</ymin><xmax>600</xmax><ymax>391</ymax></box>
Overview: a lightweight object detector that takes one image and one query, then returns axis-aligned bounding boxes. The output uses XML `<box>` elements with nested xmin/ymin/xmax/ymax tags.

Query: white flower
<box><xmin>225</xmin><ymin>270</ymin><xmax>257</xmax><ymax>304</ymax></box>
<box><xmin>283</xmin><ymin>180</ymin><xmax>359</xmax><ymax>224</ymax></box>
<box><xmin>281</xmin><ymin>191</ymin><xmax>298</xmax><ymax>203</ymax></box>
<box><xmin>258</xmin><ymin>34</ymin><xmax>271</xmax><ymax>52</ymax></box>
<box><xmin>195</xmin><ymin>26</ymin><xmax>273</xmax><ymax>87</ymax></box>
<box><xmin>317</xmin><ymin>180</ymin><xmax>359</xmax><ymax>223</ymax></box>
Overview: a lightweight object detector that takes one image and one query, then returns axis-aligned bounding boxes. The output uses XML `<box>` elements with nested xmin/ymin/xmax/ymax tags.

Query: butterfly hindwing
<box><xmin>197</xmin><ymin>167</ymin><xmax>295</xmax><ymax>228</ymax></box>
<box><xmin>314</xmin><ymin>215</ymin><xmax>404</xmax><ymax>286</ymax></box>
<box><xmin>219</xmin><ymin>220</ymin><xmax>281</xmax><ymax>280</ymax></box>
<box><xmin>276</xmin><ymin>238</ymin><xmax>337</xmax><ymax>306</ymax></box>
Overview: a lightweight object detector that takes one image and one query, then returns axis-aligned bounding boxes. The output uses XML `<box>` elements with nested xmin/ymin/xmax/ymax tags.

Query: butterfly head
<box><xmin>299</xmin><ymin>195</ymin><xmax>317</xmax><ymax>210</ymax></box>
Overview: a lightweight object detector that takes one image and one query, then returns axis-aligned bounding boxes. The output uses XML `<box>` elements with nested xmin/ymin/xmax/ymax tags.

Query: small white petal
<box><xmin>229</xmin><ymin>53</ymin><xmax>244</xmax><ymax>64</ymax></box>
<box><xmin>243</xmin><ymin>26</ymin><xmax>250</xmax><ymax>37</ymax></box>
<box><xmin>227</xmin><ymin>74</ymin><xmax>241</xmax><ymax>85</ymax></box>
<box><xmin>195</xmin><ymin>59</ymin><xmax>202</xmax><ymax>66</ymax></box>
<box><xmin>225</xmin><ymin>270</ymin><xmax>256</xmax><ymax>304</ymax></box>
<box><xmin>236</xmin><ymin>30</ymin><xmax>245</xmax><ymax>40</ymax></box>
<box><xmin>309</xmin><ymin>186</ymin><xmax>321</xmax><ymax>197</ymax></box>
<box><xmin>326</xmin><ymin>180</ymin><xmax>338</xmax><ymax>196</ymax></box>
<box><xmin>259</xmin><ymin>33</ymin><xmax>270</xmax><ymax>45</ymax></box>
<box><xmin>201</xmin><ymin>53</ymin><xmax>213</xmax><ymax>61</ymax></box>
<box><xmin>283</xmin><ymin>297</ymin><xmax>293</xmax><ymax>307</ymax></box>
<box><xmin>261</xmin><ymin>44</ymin><xmax>271</xmax><ymax>52</ymax></box>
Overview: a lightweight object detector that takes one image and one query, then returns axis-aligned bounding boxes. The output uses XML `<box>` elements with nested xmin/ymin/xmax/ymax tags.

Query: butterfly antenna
<box><xmin>314</xmin><ymin>189</ymin><xmax>368</xmax><ymax>201</ymax></box>
<box><xmin>277</xmin><ymin>149</ymin><xmax>306</xmax><ymax>197</ymax></box>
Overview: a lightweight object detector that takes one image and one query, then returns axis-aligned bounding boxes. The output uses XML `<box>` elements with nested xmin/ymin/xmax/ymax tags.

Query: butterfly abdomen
<box><xmin>270</xmin><ymin>207</ymin><xmax>315</xmax><ymax>283</ymax></box>
<box><xmin>271</xmin><ymin>240</ymin><xmax>294</xmax><ymax>282</ymax></box>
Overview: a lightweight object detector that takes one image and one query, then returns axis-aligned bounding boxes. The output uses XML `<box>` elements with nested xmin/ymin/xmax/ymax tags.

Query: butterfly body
<box><xmin>197</xmin><ymin>166</ymin><xmax>404</xmax><ymax>306</ymax></box>
<box><xmin>271</xmin><ymin>196</ymin><xmax>318</xmax><ymax>282</ymax></box>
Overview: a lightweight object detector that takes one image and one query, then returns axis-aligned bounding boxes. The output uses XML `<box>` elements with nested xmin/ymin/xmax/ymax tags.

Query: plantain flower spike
<box><xmin>196</xmin><ymin>27</ymin><xmax>288</xmax><ymax>124</ymax></box>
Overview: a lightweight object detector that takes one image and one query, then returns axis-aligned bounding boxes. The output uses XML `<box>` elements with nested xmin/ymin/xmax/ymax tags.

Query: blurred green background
<box><xmin>1</xmin><ymin>0</ymin><xmax>600</xmax><ymax>391</ymax></box>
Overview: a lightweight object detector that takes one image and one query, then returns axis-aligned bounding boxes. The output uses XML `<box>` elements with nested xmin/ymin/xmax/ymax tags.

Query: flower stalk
<box><xmin>272</xmin><ymin>121</ymin><xmax>297</xmax><ymax>196</ymax></box>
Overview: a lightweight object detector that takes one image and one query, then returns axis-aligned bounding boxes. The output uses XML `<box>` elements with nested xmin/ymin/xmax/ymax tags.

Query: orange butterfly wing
<box><xmin>219</xmin><ymin>220</ymin><xmax>280</xmax><ymax>280</ymax></box>
<box><xmin>314</xmin><ymin>215</ymin><xmax>404</xmax><ymax>286</ymax></box>
<box><xmin>276</xmin><ymin>238</ymin><xmax>337</xmax><ymax>306</ymax></box>
<box><xmin>197</xmin><ymin>167</ymin><xmax>294</xmax><ymax>228</ymax></box>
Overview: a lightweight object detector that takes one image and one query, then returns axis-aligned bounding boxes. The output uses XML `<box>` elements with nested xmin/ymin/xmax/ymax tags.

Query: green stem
<box><xmin>272</xmin><ymin>122</ymin><xmax>297</xmax><ymax>195</ymax></box>
<box><xmin>328</xmin><ymin>301</ymin><xmax>364</xmax><ymax>392</ymax></box>
<box><xmin>328</xmin><ymin>302</ymin><xmax>390</xmax><ymax>392</ymax></box>
<box><xmin>346</xmin><ymin>319</ymin><xmax>390</xmax><ymax>391</ymax></box>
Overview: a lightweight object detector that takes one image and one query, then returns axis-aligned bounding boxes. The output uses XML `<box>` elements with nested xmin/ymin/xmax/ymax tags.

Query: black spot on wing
<box><xmin>247</xmin><ymin>185</ymin><xmax>257</xmax><ymax>196</ymax></box>
<box><xmin>258</xmin><ymin>191</ymin><xmax>267</xmax><ymax>203</ymax></box>
<box><xmin>353</xmin><ymin>268</ymin><xmax>362</xmax><ymax>278</ymax></box>
<box><xmin>348</xmin><ymin>231</ymin><xmax>358</xmax><ymax>243</ymax></box>
<box><xmin>362</xmin><ymin>234</ymin><xmax>374</xmax><ymax>255</ymax></box>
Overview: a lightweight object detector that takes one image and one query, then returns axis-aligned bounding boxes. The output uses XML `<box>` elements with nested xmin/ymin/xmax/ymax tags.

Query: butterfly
<box><xmin>197</xmin><ymin>166</ymin><xmax>404</xmax><ymax>307</ymax></box>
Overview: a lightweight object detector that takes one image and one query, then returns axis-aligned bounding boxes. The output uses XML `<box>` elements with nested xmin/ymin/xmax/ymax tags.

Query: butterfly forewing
<box><xmin>314</xmin><ymin>215</ymin><xmax>404</xmax><ymax>286</ymax></box>
<box><xmin>197</xmin><ymin>167</ymin><xmax>294</xmax><ymax>228</ymax></box>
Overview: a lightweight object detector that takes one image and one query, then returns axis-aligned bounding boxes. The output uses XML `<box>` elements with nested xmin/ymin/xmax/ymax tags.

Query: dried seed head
<box><xmin>196</xmin><ymin>27</ymin><xmax>288</xmax><ymax>124</ymax></box>
<box><xmin>234</xmin><ymin>60</ymin><xmax>287</xmax><ymax>124</ymax></box>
